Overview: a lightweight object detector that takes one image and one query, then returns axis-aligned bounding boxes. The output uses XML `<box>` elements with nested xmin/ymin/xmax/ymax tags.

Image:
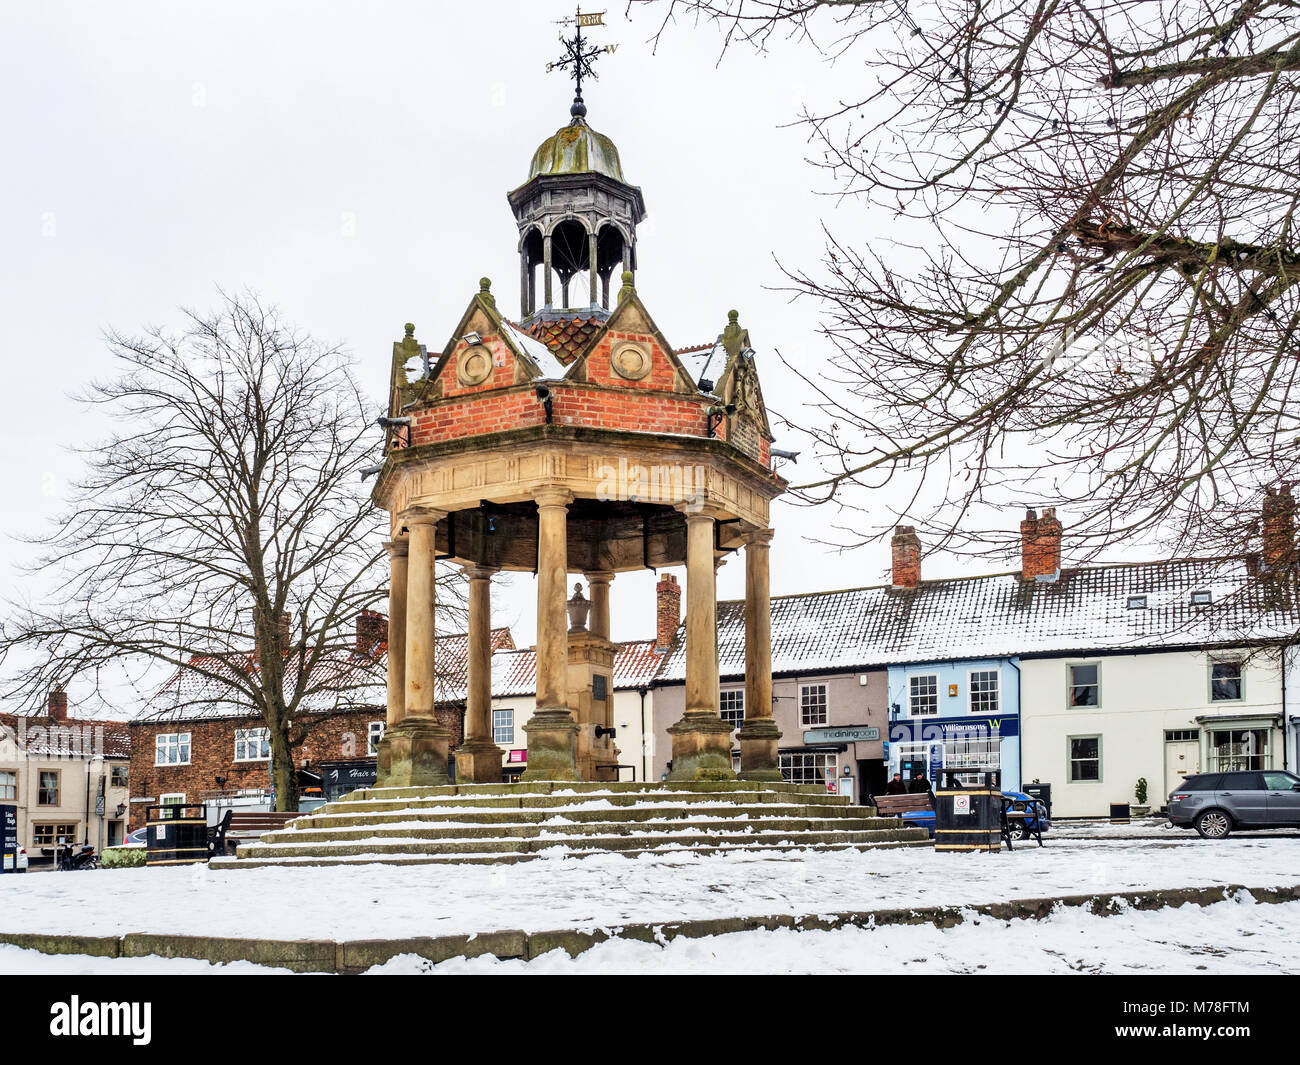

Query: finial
<box><xmin>571</xmin><ymin>96</ymin><xmax>588</xmax><ymax>119</ymax></box>
<box><xmin>479</xmin><ymin>277</ymin><xmax>496</xmax><ymax>307</ymax></box>
<box><xmin>404</xmin><ymin>322</ymin><xmax>415</xmax><ymax>338</ymax></box>
<box><xmin>402</xmin><ymin>322</ymin><xmax>418</xmax><ymax>351</ymax></box>
<box><xmin>618</xmin><ymin>270</ymin><xmax>635</xmax><ymax>305</ymax></box>
<box><xmin>728</xmin><ymin>309</ymin><xmax>739</xmax><ymax>324</ymax></box>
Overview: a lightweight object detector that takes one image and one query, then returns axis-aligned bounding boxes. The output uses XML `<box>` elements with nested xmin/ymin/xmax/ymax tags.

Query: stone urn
<box><xmin>567</xmin><ymin>582</ymin><xmax>590</xmax><ymax>632</ymax></box>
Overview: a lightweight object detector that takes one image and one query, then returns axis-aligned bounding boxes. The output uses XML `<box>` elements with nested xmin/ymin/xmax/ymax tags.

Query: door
<box><xmin>1262</xmin><ymin>771</ymin><xmax>1300</xmax><ymax>826</ymax></box>
<box><xmin>1165</xmin><ymin>741</ymin><xmax>1199</xmax><ymax>797</ymax></box>
<box><xmin>1215</xmin><ymin>771</ymin><xmax>1269</xmax><ymax>826</ymax></box>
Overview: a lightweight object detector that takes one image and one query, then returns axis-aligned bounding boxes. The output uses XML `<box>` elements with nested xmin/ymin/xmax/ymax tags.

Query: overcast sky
<box><xmin>0</xmin><ymin>0</ymin><xmax>1034</xmax><ymax>669</ymax></box>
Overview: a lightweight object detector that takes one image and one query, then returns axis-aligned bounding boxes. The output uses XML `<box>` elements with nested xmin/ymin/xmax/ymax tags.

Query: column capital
<box><xmin>740</xmin><ymin>526</ymin><xmax>775</xmax><ymax>547</ymax></box>
<box><xmin>399</xmin><ymin>505</ymin><xmax>447</xmax><ymax>528</ymax></box>
<box><xmin>534</xmin><ymin>486</ymin><xmax>574</xmax><ymax>509</ymax></box>
<box><xmin>675</xmin><ymin>501</ymin><xmax>727</xmax><ymax>521</ymax></box>
<box><xmin>582</xmin><ymin>569</ymin><xmax>614</xmax><ymax>583</ymax></box>
<box><xmin>460</xmin><ymin>562</ymin><xmax>499</xmax><ymax>581</ymax></box>
<box><xmin>383</xmin><ymin>539</ymin><xmax>409</xmax><ymax>558</ymax></box>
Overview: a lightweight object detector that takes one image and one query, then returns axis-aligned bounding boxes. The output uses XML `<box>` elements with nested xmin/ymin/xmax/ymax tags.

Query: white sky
<box><xmin>0</xmin><ymin>0</ymin><xmax>1031</xmax><ymax>660</ymax></box>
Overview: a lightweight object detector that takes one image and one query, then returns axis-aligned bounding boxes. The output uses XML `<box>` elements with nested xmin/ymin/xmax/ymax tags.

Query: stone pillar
<box><xmin>520</xmin><ymin>249</ymin><xmax>530</xmax><ymax>319</ymax></box>
<box><xmin>522</xmin><ymin>487</ymin><xmax>580</xmax><ymax>780</ymax></box>
<box><xmin>455</xmin><ymin>564</ymin><xmax>503</xmax><ymax>784</ymax></box>
<box><xmin>588</xmin><ymin>231</ymin><xmax>599</xmax><ymax>307</ymax></box>
<box><xmin>383</xmin><ymin>540</ymin><xmax>408</xmax><ymax>728</ymax></box>
<box><xmin>667</xmin><ymin>506</ymin><xmax>735</xmax><ymax>781</ymax></box>
<box><xmin>736</xmin><ymin>528</ymin><xmax>782</xmax><ymax>780</ymax></box>
<box><xmin>584</xmin><ymin>570</ymin><xmax>613</xmax><ymax>641</ymax></box>
<box><xmin>543</xmin><ymin>233</ymin><xmax>553</xmax><ymax>308</ymax></box>
<box><xmin>378</xmin><ymin>508</ymin><xmax>451</xmax><ymax>788</ymax></box>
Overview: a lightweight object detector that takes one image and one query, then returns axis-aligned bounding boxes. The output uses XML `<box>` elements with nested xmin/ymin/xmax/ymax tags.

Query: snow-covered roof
<box><xmin>501</xmin><ymin>320</ymin><xmax>571</xmax><ymax>380</ymax></box>
<box><xmin>486</xmin><ymin>639</ymin><xmax>666</xmax><ymax>700</ymax></box>
<box><xmin>656</xmin><ymin>556</ymin><xmax>1299</xmax><ymax>682</ymax></box>
<box><xmin>675</xmin><ymin>339</ymin><xmax>724</xmax><ymax>387</ymax></box>
<box><xmin>0</xmin><ymin>714</ymin><xmax>130</xmax><ymax>759</ymax></box>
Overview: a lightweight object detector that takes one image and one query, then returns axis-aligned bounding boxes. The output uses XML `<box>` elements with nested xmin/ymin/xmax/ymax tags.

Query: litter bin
<box><xmin>934</xmin><ymin>769</ymin><xmax>1001</xmax><ymax>852</ymax></box>
<box><xmin>0</xmin><ymin>804</ymin><xmax>17</xmax><ymax>874</ymax></box>
<box><xmin>145</xmin><ymin>803</ymin><xmax>209</xmax><ymax>866</ymax></box>
<box><xmin>1109</xmin><ymin>802</ymin><xmax>1131</xmax><ymax>825</ymax></box>
<box><xmin>1023</xmin><ymin>782</ymin><xmax>1052</xmax><ymax>818</ymax></box>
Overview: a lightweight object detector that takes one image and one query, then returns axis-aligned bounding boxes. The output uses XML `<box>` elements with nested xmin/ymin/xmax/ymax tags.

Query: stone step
<box><xmin>292</xmin><ymin>802</ymin><xmax>876</xmax><ymax>830</ymax></box>
<box><xmin>212</xmin><ymin>835</ymin><xmax>929</xmax><ymax>870</ymax></box>
<box><xmin>236</xmin><ymin>827</ymin><xmax>922</xmax><ymax>860</ymax></box>
<box><xmin>338</xmin><ymin>780</ymin><xmax>841</xmax><ymax>802</ymax></box>
<box><xmin>309</xmin><ymin>791</ymin><xmax>859</xmax><ymax>818</ymax></box>
<box><xmin>257</xmin><ymin>815</ymin><xmax>905</xmax><ymax>845</ymax></box>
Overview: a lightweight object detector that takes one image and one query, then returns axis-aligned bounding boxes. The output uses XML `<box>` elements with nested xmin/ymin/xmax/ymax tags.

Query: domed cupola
<box><xmin>508</xmin><ymin>105</ymin><xmax>646</xmax><ymax>322</ymax></box>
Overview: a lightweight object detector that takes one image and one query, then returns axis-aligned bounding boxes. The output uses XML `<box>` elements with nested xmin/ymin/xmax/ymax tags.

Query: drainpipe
<box><xmin>1283</xmin><ymin>646</ymin><xmax>1290</xmax><ymax>772</ymax></box>
<box><xmin>1007</xmin><ymin>658</ymin><xmax>1022</xmax><ymax>791</ymax></box>
<box><xmin>637</xmin><ymin>687</ymin><xmax>649</xmax><ymax>783</ymax></box>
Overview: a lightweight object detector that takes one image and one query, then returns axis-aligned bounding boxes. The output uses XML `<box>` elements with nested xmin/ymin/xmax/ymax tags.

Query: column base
<box><xmin>454</xmin><ymin>737</ymin><xmax>505</xmax><ymax>785</ymax></box>
<box><xmin>376</xmin><ymin>719</ymin><xmax>451</xmax><ymax>788</ymax></box>
<box><xmin>520</xmin><ymin>708</ymin><xmax>581</xmax><ymax>781</ymax></box>
<box><xmin>666</xmin><ymin>712</ymin><xmax>737</xmax><ymax>782</ymax></box>
<box><xmin>736</xmin><ymin>719</ymin><xmax>784</xmax><ymax>781</ymax></box>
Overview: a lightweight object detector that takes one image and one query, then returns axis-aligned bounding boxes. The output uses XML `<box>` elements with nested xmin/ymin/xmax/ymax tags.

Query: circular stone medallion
<box><xmin>458</xmin><ymin>347</ymin><xmax>493</xmax><ymax>387</ymax></box>
<box><xmin>611</xmin><ymin>343</ymin><xmax>651</xmax><ymax>381</ymax></box>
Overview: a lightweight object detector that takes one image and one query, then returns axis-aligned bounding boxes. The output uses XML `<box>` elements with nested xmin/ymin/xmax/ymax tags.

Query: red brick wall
<box><xmin>891</xmin><ymin>526</ymin><xmax>921</xmax><ymax>589</ymax></box>
<box><xmin>126</xmin><ymin>706</ymin><xmax>465</xmax><ymax>829</ymax></box>
<box><xmin>583</xmin><ymin>331</ymin><xmax>680</xmax><ymax>392</ymax></box>
<box><xmin>656</xmin><ymin>573</ymin><xmax>680</xmax><ymax>650</ymax></box>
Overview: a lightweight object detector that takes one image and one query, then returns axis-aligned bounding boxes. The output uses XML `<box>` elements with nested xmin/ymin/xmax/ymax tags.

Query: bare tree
<box><xmin>635</xmin><ymin>0</ymin><xmax>1300</xmax><ymax>565</ymax></box>
<box><xmin>0</xmin><ymin>291</ymin><xmax>465</xmax><ymax>810</ymax></box>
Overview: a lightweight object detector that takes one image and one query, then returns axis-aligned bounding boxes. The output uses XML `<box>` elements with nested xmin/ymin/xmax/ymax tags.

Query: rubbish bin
<box><xmin>934</xmin><ymin>769</ymin><xmax>1001</xmax><ymax>852</ymax></box>
<box><xmin>145</xmin><ymin>803</ymin><xmax>209</xmax><ymax>866</ymax></box>
<box><xmin>1109</xmin><ymin>802</ymin><xmax>1131</xmax><ymax>825</ymax></box>
<box><xmin>1023</xmin><ymin>782</ymin><xmax>1052</xmax><ymax>818</ymax></box>
<box><xmin>0</xmin><ymin>804</ymin><xmax>17</xmax><ymax>874</ymax></box>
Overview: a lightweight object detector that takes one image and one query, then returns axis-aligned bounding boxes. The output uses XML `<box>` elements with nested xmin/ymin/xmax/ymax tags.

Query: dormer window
<box><xmin>1126</xmin><ymin>595</ymin><xmax>1147</xmax><ymax>610</ymax></box>
<box><xmin>1190</xmin><ymin>590</ymin><xmax>1212</xmax><ymax>605</ymax></box>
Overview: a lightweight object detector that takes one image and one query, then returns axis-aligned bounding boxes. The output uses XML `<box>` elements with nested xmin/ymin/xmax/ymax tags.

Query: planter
<box><xmin>1130</xmin><ymin>805</ymin><xmax>1151</xmax><ymax>818</ymax></box>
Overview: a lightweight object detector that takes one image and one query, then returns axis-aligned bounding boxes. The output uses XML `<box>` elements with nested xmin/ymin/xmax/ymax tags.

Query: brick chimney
<box><xmin>1262</xmin><ymin>486</ymin><xmax>1296</xmax><ymax>569</ymax></box>
<box><xmin>891</xmin><ymin>526</ymin><xmax>921</xmax><ymax>589</ymax></box>
<box><xmin>356</xmin><ymin>610</ymin><xmax>388</xmax><ymax>656</ymax></box>
<box><xmin>1021</xmin><ymin>507</ymin><xmax>1062</xmax><ymax>580</ymax></box>
<box><xmin>656</xmin><ymin>573</ymin><xmax>681</xmax><ymax>650</ymax></box>
<box><xmin>47</xmin><ymin>686</ymin><xmax>67</xmax><ymax>723</ymax></box>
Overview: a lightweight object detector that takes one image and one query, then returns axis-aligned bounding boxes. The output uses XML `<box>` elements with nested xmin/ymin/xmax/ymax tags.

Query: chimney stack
<box><xmin>1262</xmin><ymin>485</ymin><xmax>1296</xmax><ymax>570</ymax></box>
<box><xmin>655</xmin><ymin>573</ymin><xmax>681</xmax><ymax>650</ymax></box>
<box><xmin>356</xmin><ymin>610</ymin><xmax>388</xmax><ymax>656</ymax></box>
<box><xmin>1021</xmin><ymin>507</ymin><xmax>1062</xmax><ymax>580</ymax></box>
<box><xmin>891</xmin><ymin>526</ymin><xmax>921</xmax><ymax>589</ymax></box>
<box><xmin>256</xmin><ymin>608</ymin><xmax>292</xmax><ymax>659</ymax></box>
<box><xmin>47</xmin><ymin>686</ymin><xmax>67</xmax><ymax>723</ymax></box>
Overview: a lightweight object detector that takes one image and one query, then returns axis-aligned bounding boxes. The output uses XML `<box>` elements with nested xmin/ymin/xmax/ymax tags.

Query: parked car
<box><xmin>1168</xmin><ymin>770</ymin><xmax>1300</xmax><ymax>838</ymax></box>
<box><xmin>122</xmin><ymin>828</ymin><xmax>148</xmax><ymax>848</ymax></box>
<box><xmin>1002</xmin><ymin>790</ymin><xmax>1051</xmax><ymax>838</ymax></box>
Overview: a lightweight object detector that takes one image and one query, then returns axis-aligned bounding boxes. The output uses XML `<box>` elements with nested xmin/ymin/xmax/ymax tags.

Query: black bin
<box><xmin>145</xmin><ymin>803</ymin><xmax>209</xmax><ymax>866</ymax></box>
<box><xmin>0</xmin><ymin>804</ymin><xmax>17</xmax><ymax>874</ymax></box>
<box><xmin>1023</xmin><ymin>782</ymin><xmax>1051</xmax><ymax>818</ymax></box>
<box><xmin>1109</xmin><ymin>802</ymin><xmax>1130</xmax><ymax>825</ymax></box>
<box><xmin>934</xmin><ymin>769</ymin><xmax>1001</xmax><ymax>853</ymax></box>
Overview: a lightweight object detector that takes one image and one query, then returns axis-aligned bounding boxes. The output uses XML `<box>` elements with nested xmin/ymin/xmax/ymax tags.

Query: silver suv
<box><xmin>1168</xmin><ymin>770</ymin><xmax>1300</xmax><ymax>838</ymax></box>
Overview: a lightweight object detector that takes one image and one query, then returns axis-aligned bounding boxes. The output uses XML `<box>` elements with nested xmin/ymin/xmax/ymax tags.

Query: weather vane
<box><xmin>546</xmin><ymin>5</ymin><xmax>617</xmax><ymax>118</ymax></box>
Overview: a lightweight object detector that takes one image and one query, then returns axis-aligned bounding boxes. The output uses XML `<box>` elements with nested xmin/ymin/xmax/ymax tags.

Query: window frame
<box><xmin>0</xmin><ymin>769</ymin><xmax>16</xmax><ymax>802</ymax></box>
<box><xmin>968</xmin><ymin>669</ymin><xmax>1000</xmax><ymax>715</ymax></box>
<box><xmin>779</xmin><ymin>750</ymin><xmax>838</xmax><ymax>785</ymax></box>
<box><xmin>719</xmin><ymin>688</ymin><xmax>745</xmax><ymax>730</ymax></box>
<box><xmin>154</xmin><ymin>731</ymin><xmax>192</xmax><ymax>767</ymax></box>
<box><xmin>110</xmin><ymin>765</ymin><xmax>128</xmax><ymax>788</ymax></box>
<box><xmin>37</xmin><ymin>769</ymin><xmax>60</xmax><ymax>806</ymax></box>
<box><xmin>908</xmin><ymin>673</ymin><xmax>939</xmax><ymax>717</ymax></box>
<box><xmin>159</xmin><ymin>792</ymin><xmax>186</xmax><ymax>806</ymax></box>
<box><xmin>1208</xmin><ymin>657</ymin><xmax>1245</xmax><ymax>703</ymax></box>
<box><xmin>367</xmin><ymin>721</ymin><xmax>386</xmax><ymax>756</ymax></box>
<box><xmin>33</xmin><ymin>822</ymin><xmax>79</xmax><ymax>847</ymax></box>
<box><xmin>1066</xmin><ymin>661</ymin><xmax>1102</xmax><ymax>709</ymax></box>
<box><xmin>1067</xmin><ymin>734</ymin><xmax>1102</xmax><ymax>783</ymax></box>
<box><xmin>492</xmin><ymin>709</ymin><xmax>514</xmax><ymax>746</ymax></box>
<box><xmin>233</xmin><ymin>727</ymin><xmax>271</xmax><ymax>763</ymax></box>
<box><xmin>799</xmin><ymin>683</ymin><xmax>829</xmax><ymax>727</ymax></box>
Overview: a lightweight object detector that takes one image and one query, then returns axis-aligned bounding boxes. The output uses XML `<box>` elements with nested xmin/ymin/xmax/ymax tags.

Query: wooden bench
<box><xmin>872</xmin><ymin>792</ymin><xmax>934</xmax><ymax>818</ymax></box>
<box><xmin>210</xmin><ymin>811</ymin><xmax>302</xmax><ymax>856</ymax></box>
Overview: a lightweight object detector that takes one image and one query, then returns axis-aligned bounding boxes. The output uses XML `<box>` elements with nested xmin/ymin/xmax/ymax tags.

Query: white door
<box><xmin>1165</xmin><ymin>741</ymin><xmax>1200</xmax><ymax>797</ymax></box>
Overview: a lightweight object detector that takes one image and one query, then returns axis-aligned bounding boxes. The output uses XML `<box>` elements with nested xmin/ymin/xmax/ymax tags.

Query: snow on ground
<box><xmin>382</xmin><ymin>895</ymin><xmax>1300</xmax><ymax>975</ymax></box>
<box><xmin>3</xmin><ymin>837</ymin><xmax>1299</xmax><ymax>942</ymax></box>
<box><xmin>3</xmin><ymin>895</ymin><xmax>1294</xmax><ymax>975</ymax></box>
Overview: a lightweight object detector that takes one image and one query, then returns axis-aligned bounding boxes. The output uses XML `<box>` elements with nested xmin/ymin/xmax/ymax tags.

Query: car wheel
<box><xmin>1194</xmin><ymin>809</ymin><xmax>1232</xmax><ymax>839</ymax></box>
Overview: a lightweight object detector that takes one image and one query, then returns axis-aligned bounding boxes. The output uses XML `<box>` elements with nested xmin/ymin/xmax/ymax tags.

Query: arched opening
<box><xmin>596</xmin><ymin>223</ymin><xmax>629</xmax><ymax>310</ymax></box>
<box><xmin>549</xmin><ymin>219</ymin><xmax>591</xmax><ymax>310</ymax></box>
<box><xmin>521</xmin><ymin>228</ymin><xmax>544</xmax><ymax>317</ymax></box>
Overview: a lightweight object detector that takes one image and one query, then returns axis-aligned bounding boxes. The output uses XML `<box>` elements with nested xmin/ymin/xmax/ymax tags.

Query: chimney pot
<box><xmin>1021</xmin><ymin>506</ymin><xmax>1062</xmax><ymax>580</ymax></box>
<box><xmin>656</xmin><ymin>573</ymin><xmax>681</xmax><ymax>651</ymax></box>
<box><xmin>891</xmin><ymin>525</ymin><xmax>921</xmax><ymax>589</ymax></box>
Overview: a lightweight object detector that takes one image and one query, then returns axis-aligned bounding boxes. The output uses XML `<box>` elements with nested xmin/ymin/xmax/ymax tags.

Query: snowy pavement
<box><xmin>3</xmin><ymin>895</ymin><xmax>1295</xmax><ymax>974</ymax></box>
<box><xmin>3</xmin><ymin>836</ymin><xmax>1299</xmax><ymax>943</ymax></box>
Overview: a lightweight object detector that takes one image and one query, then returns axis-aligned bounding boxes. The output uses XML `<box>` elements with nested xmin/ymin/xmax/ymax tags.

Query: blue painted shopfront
<box><xmin>884</xmin><ymin>658</ymin><xmax>1021</xmax><ymax>790</ymax></box>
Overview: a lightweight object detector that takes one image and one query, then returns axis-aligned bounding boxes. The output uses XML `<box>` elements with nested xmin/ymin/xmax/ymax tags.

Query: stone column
<box><xmin>455</xmin><ymin>564</ymin><xmax>503</xmax><ymax>784</ymax></box>
<box><xmin>584</xmin><ymin>570</ymin><xmax>613</xmax><ymax>641</ymax></box>
<box><xmin>522</xmin><ymin>487</ymin><xmax>580</xmax><ymax>780</ymax></box>
<box><xmin>378</xmin><ymin>508</ymin><xmax>451</xmax><ymax>789</ymax></box>
<box><xmin>520</xmin><ymin>249</ymin><xmax>530</xmax><ymax>319</ymax></box>
<box><xmin>383</xmin><ymin>540</ymin><xmax>408</xmax><ymax>728</ymax></box>
<box><xmin>543</xmin><ymin>233</ymin><xmax>553</xmax><ymax>308</ymax></box>
<box><xmin>736</xmin><ymin>528</ymin><xmax>782</xmax><ymax>780</ymax></box>
<box><xmin>588</xmin><ymin>231</ymin><xmax>599</xmax><ymax>307</ymax></box>
<box><xmin>667</xmin><ymin>505</ymin><xmax>736</xmax><ymax>781</ymax></box>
